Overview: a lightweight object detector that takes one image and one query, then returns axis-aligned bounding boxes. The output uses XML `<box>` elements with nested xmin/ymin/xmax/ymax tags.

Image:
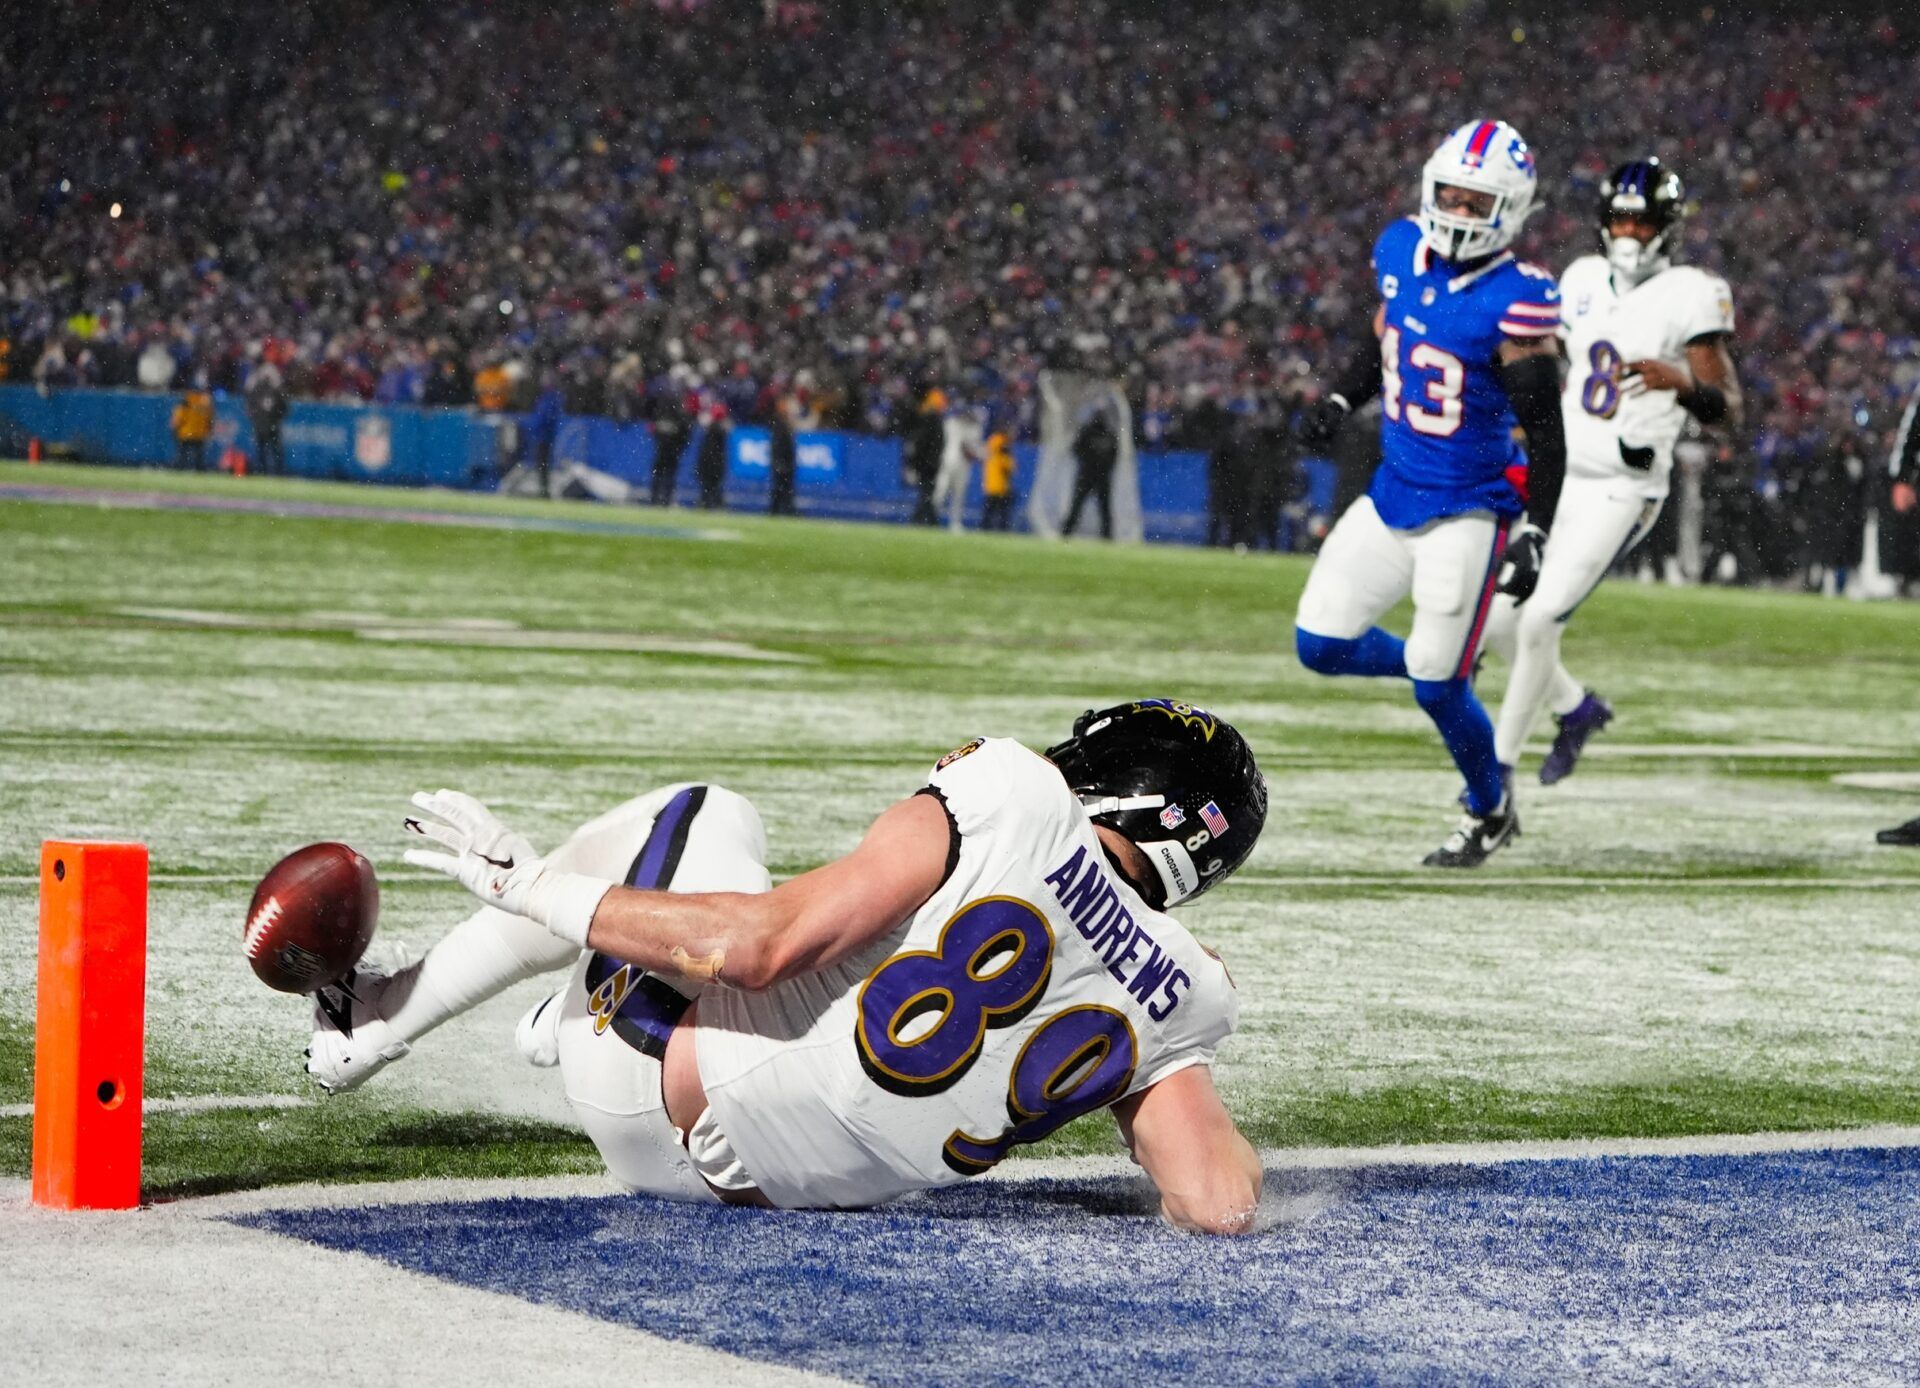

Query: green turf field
<box><xmin>3</xmin><ymin>460</ymin><xmax>1918</xmax><ymax>1197</ymax></box>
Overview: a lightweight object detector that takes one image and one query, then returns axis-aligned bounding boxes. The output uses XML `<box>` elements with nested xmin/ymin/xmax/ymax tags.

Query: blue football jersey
<box><xmin>1366</xmin><ymin>217</ymin><xmax>1560</xmax><ymax>529</ymax></box>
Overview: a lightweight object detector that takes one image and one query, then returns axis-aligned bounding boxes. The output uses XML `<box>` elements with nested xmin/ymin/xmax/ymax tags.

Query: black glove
<box><xmin>1619</xmin><ymin>439</ymin><xmax>1656</xmax><ymax>472</ymax></box>
<box><xmin>1496</xmin><ymin>523</ymin><xmax>1546</xmax><ymax>603</ymax></box>
<box><xmin>1297</xmin><ymin>395</ymin><xmax>1352</xmax><ymax>451</ymax></box>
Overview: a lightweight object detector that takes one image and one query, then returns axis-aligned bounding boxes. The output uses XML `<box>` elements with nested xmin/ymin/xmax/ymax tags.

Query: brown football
<box><xmin>244</xmin><ymin>843</ymin><xmax>379</xmax><ymax>993</ymax></box>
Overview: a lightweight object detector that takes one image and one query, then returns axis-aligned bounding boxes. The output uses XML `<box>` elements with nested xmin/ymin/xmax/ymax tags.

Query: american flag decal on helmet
<box><xmin>1199</xmin><ymin>801</ymin><xmax>1229</xmax><ymax>836</ymax></box>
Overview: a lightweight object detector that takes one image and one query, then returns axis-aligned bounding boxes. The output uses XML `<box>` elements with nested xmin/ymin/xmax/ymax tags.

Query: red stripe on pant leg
<box><xmin>1456</xmin><ymin>519</ymin><xmax>1509</xmax><ymax>678</ymax></box>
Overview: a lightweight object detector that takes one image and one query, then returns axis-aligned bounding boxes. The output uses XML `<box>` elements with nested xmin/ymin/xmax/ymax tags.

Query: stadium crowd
<box><xmin>4</xmin><ymin>1</ymin><xmax>1918</xmax><ymax>578</ymax></box>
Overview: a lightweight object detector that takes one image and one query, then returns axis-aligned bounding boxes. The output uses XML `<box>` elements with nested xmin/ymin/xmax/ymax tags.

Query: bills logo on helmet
<box><xmin>1506</xmin><ymin>134</ymin><xmax>1535</xmax><ymax>176</ymax></box>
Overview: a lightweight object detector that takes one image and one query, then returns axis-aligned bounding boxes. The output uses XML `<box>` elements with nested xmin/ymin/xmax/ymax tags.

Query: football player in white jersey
<box><xmin>306</xmin><ymin>700</ymin><xmax>1270</xmax><ymax>1234</ymax></box>
<box><xmin>1481</xmin><ymin>158</ymin><xmax>1743</xmax><ymax>785</ymax></box>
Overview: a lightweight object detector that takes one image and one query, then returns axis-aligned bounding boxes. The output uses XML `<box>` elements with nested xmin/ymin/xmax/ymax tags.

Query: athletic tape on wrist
<box><xmin>525</xmin><ymin>870</ymin><xmax>615</xmax><ymax>947</ymax></box>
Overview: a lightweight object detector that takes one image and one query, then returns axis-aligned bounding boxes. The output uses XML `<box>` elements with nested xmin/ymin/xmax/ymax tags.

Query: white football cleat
<box><xmin>515</xmin><ymin>989</ymin><xmax>564</xmax><ymax>1068</ymax></box>
<box><xmin>305</xmin><ymin>946</ymin><xmax>415</xmax><ymax>1095</ymax></box>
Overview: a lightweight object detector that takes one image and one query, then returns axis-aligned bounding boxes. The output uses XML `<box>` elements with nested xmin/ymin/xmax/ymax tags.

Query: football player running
<box><xmin>1481</xmin><ymin>159</ymin><xmax>1742</xmax><ymax>786</ymax></box>
<box><xmin>305</xmin><ymin>700</ymin><xmax>1271</xmax><ymax>1234</ymax></box>
<box><xmin>1296</xmin><ymin>120</ymin><xmax>1568</xmax><ymax>867</ymax></box>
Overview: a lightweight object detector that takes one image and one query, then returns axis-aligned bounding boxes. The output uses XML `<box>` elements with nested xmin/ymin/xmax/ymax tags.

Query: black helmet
<box><xmin>1597</xmin><ymin>158</ymin><xmax>1687</xmax><ymax>280</ymax></box>
<box><xmin>1045</xmin><ymin>699</ymin><xmax>1267</xmax><ymax>908</ymax></box>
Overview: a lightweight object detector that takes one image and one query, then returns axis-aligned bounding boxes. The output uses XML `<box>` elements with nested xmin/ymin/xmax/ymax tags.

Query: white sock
<box><xmin>1548</xmin><ymin>667</ymin><xmax>1585</xmax><ymax>718</ymax></box>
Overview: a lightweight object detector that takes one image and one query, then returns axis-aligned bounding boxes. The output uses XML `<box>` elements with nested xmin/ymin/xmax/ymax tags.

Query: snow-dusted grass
<box><xmin>3</xmin><ymin>463</ymin><xmax>1918</xmax><ymax>1186</ymax></box>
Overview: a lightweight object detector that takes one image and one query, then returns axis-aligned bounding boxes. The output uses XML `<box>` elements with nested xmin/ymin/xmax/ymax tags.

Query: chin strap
<box><xmin>1081</xmin><ymin>793</ymin><xmax>1167</xmax><ymax>817</ymax></box>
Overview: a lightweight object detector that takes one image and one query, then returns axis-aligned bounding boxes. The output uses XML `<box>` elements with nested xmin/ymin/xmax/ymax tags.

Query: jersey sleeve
<box><xmin>925</xmin><ymin>737</ymin><xmax>1071</xmax><ymax>840</ymax></box>
<box><xmin>1678</xmin><ymin>271</ymin><xmax>1736</xmax><ymax>341</ymax></box>
<box><xmin>1499</xmin><ymin>264</ymin><xmax>1563</xmax><ymax>339</ymax></box>
<box><xmin>1133</xmin><ymin>945</ymin><xmax>1239</xmax><ymax>1089</ymax></box>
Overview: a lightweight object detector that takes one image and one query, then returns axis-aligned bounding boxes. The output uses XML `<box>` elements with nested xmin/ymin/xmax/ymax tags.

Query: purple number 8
<box><xmin>1582</xmin><ymin>340</ymin><xmax>1622</xmax><ymax>419</ymax></box>
<box><xmin>855</xmin><ymin>896</ymin><xmax>1053</xmax><ymax>1096</ymax></box>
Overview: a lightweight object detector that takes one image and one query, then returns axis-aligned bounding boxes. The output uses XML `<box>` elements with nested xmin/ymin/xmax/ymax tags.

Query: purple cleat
<box><xmin>1539</xmin><ymin>691</ymin><xmax>1613</xmax><ymax>786</ymax></box>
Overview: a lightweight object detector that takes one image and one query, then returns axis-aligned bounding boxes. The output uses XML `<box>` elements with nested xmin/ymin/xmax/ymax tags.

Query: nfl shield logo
<box><xmin>1159</xmin><ymin>804</ymin><xmax>1186</xmax><ymax>830</ymax></box>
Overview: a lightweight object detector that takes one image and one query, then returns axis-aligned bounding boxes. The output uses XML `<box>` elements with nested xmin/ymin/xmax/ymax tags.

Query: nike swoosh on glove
<box><xmin>403</xmin><ymin>789</ymin><xmax>612</xmax><ymax>946</ymax></box>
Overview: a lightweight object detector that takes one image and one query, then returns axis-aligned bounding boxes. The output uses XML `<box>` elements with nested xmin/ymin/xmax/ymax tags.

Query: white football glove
<box><xmin>403</xmin><ymin>789</ymin><xmax>611</xmax><ymax>946</ymax></box>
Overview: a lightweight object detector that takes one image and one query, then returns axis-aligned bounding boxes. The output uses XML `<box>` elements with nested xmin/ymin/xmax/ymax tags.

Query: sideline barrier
<box><xmin>0</xmin><ymin>384</ymin><xmax>1216</xmax><ymax>542</ymax></box>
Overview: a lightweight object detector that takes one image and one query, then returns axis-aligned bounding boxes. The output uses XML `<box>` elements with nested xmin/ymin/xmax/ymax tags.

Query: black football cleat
<box><xmin>1423</xmin><ymin>796</ymin><xmax>1520</xmax><ymax>869</ymax></box>
<box><xmin>1877</xmin><ymin>815</ymin><xmax>1920</xmax><ymax>847</ymax></box>
<box><xmin>1539</xmin><ymin>691</ymin><xmax>1613</xmax><ymax>786</ymax></box>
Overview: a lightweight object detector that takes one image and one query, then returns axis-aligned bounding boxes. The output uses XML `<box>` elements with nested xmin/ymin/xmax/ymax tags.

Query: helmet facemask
<box><xmin>1420</xmin><ymin>175</ymin><xmax>1518</xmax><ymax>263</ymax></box>
<box><xmin>1597</xmin><ymin>160</ymin><xmax>1686</xmax><ymax>288</ymax></box>
<box><xmin>1417</xmin><ymin>121</ymin><xmax>1539</xmax><ymax>265</ymax></box>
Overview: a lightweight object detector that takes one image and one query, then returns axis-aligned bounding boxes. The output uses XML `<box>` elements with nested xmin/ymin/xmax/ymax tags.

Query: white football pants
<box><xmin>386</xmin><ymin>782</ymin><xmax>773</xmax><ymax>1202</ymax></box>
<box><xmin>1483</xmin><ymin>476</ymin><xmax>1664</xmax><ymax>767</ymax></box>
<box><xmin>1296</xmin><ymin>495</ymin><xmax>1508</xmax><ymax>682</ymax></box>
<box><xmin>932</xmin><ymin>450</ymin><xmax>972</xmax><ymax>531</ymax></box>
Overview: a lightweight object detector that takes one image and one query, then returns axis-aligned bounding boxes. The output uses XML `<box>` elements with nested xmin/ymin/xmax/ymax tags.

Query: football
<box><xmin>244</xmin><ymin>842</ymin><xmax>379</xmax><ymax>993</ymax></box>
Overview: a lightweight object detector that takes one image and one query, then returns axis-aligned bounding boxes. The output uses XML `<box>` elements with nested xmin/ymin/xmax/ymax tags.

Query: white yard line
<box><xmin>0</xmin><ymin>1093</ymin><xmax>309</xmax><ymax>1121</ymax></box>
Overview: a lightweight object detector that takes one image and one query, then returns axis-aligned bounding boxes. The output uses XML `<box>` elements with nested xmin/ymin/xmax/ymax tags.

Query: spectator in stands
<box><xmin>980</xmin><ymin>427</ymin><xmax>1017</xmax><ymax>532</ymax></box>
<box><xmin>171</xmin><ymin>383</ymin><xmax>214</xmax><ymax>472</ymax></box>
<box><xmin>1063</xmin><ymin>408</ymin><xmax>1119</xmax><ymax>541</ymax></box>
<box><xmin>0</xmin><ymin>0</ymin><xmax>1912</xmax><ymax>592</ymax></box>
<box><xmin>247</xmin><ymin>364</ymin><xmax>288</xmax><ymax>476</ymax></box>
<box><xmin>696</xmin><ymin>405</ymin><xmax>729</xmax><ymax>510</ymax></box>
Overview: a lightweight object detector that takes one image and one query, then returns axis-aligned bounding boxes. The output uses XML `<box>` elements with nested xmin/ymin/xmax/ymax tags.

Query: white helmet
<box><xmin>1419</xmin><ymin>120</ymin><xmax>1539</xmax><ymax>263</ymax></box>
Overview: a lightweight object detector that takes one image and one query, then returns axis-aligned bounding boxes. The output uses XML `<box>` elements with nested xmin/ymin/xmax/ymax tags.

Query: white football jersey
<box><xmin>696</xmin><ymin>737</ymin><xmax>1238</xmax><ymax>1210</ymax></box>
<box><xmin>1559</xmin><ymin>255</ymin><xmax>1735</xmax><ymax>495</ymax></box>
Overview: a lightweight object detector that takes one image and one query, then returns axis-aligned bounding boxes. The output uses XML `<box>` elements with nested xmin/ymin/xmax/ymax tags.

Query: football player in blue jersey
<box><xmin>1295</xmin><ymin>119</ymin><xmax>1568</xmax><ymax>867</ymax></box>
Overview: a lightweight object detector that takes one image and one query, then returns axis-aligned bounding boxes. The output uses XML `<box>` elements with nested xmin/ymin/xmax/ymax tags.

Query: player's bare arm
<box><xmin>1623</xmin><ymin>332</ymin><xmax>1743</xmax><ymax>431</ymax></box>
<box><xmin>1114</xmin><ymin>1064</ymin><xmax>1263</xmax><ymax>1235</ymax></box>
<box><xmin>404</xmin><ymin>788</ymin><xmax>951</xmax><ymax>991</ymax></box>
<box><xmin>587</xmin><ymin>793</ymin><xmax>951</xmax><ymax>988</ymax></box>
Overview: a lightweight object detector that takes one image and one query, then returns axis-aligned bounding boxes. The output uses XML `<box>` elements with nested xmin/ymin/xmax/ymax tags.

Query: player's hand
<box><xmin>1621</xmin><ymin>359</ymin><xmax>1691</xmax><ymax>395</ymax></box>
<box><xmin>403</xmin><ymin>789</ymin><xmax>547</xmax><ymax>916</ymax></box>
<box><xmin>1296</xmin><ymin>396</ymin><xmax>1351</xmax><ymax>450</ymax></box>
<box><xmin>1619</xmin><ymin>439</ymin><xmax>1657</xmax><ymax>472</ymax></box>
<box><xmin>1496</xmin><ymin>524</ymin><xmax>1547</xmax><ymax>603</ymax></box>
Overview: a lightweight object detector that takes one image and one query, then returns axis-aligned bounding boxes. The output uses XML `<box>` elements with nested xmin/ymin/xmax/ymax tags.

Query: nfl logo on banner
<box><xmin>1199</xmin><ymin>801</ymin><xmax>1229</xmax><ymax>836</ymax></box>
<box><xmin>1159</xmin><ymin>804</ymin><xmax>1186</xmax><ymax>830</ymax></box>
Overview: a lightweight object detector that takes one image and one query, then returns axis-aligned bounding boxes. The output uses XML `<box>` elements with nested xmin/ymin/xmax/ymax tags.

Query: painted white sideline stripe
<box><xmin>125</xmin><ymin>1123</ymin><xmax>1920</xmax><ymax>1219</ymax></box>
<box><xmin>996</xmin><ymin>1124</ymin><xmax>1920</xmax><ymax>1184</ymax></box>
<box><xmin>0</xmin><ymin>1093</ymin><xmax>309</xmax><ymax>1121</ymax></box>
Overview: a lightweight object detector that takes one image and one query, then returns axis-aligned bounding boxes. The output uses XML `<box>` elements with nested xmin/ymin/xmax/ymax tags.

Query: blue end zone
<box><xmin>239</xmin><ymin>1148</ymin><xmax>1920</xmax><ymax>1385</ymax></box>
